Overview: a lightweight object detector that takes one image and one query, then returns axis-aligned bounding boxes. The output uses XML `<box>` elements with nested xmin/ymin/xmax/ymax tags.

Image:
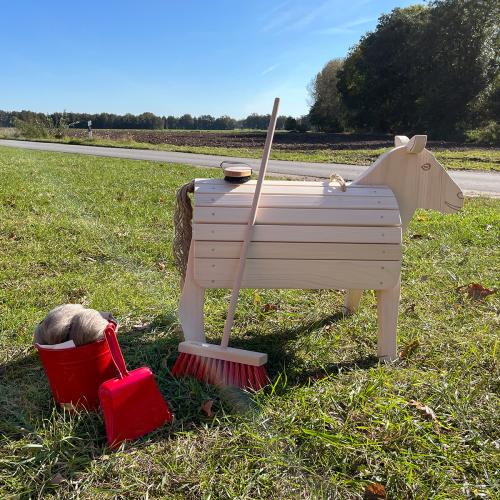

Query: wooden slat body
<box><xmin>194</xmin><ymin>207</ymin><xmax>401</xmax><ymax>226</ymax></box>
<box><xmin>194</xmin><ymin>259</ymin><xmax>401</xmax><ymax>290</ymax></box>
<box><xmin>191</xmin><ymin>179</ymin><xmax>402</xmax><ymax>291</ymax></box>
<box><xmin>195</xmin><ymin>180</ymin><xmax>394</xmax><ymax>197</ymax></box>
<box><xmin>194</xmin><ymin>241</ymin><xmax>402</xmax><ymax>260</ymax></box>
<box><xmin>193</xmin><ymin>224</ymin><xmax>401</xmax><ymax>244</ymax></box>
<box><xmin>196</xmin><ymin>193</ymin><xmax>399</xmax><ymax>209</ymax></box>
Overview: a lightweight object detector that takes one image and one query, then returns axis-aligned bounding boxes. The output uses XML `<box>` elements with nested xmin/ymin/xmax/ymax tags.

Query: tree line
<box><xmin>309</xmin><ymin>0</ymin><xmax>499</xmax><ymax>139</ymax></box>
<box><xmin>0</xmin><ymin>110</ymin><xmax>310</xmax><ymax>132</ymax></box>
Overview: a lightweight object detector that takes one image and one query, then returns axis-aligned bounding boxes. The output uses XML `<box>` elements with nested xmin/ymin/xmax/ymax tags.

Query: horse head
<box><xmin>353</xmin><ymin>135</ymin><xmax>464</xmax><ymax>229</ymax></box>
<box><xmin>394</xmin><ymin>135</ymin><xmax>464</xmax><ymax>214</ymax></box>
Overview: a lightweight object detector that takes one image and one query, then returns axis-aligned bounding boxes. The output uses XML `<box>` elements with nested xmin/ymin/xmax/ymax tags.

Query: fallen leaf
<box><xmin>416</xmin><ymin>215</ymin><xmax>428</xmax><ymax>221</ymax></box>
<box><xmin>60</xmin><ymin>403</ymin><xmax>78</xmax><ymax>413</ymax></box>
<box><xmin>457</xmin><ymin>283</ymin><xmax>496</xmax><ymax>300</ymax></box>
<box><xmin>133</xmin><ymin>322</ymin><xmax>150</xmax><ymax>331</ymax></box>
<box><xmin>309</xmin><ymin>371</ymin><xmax>330</xmax><ymax>381</ymax></box>
<box><xmin>410</xmin><ymin>400</ymin><xmax>437</xmax><ymax>421</ymax></box>
<box><xmin>253</xmin><ymin>292</ymin><xmax>261</xmax><ymax>305</ymax></box>
<box><xmin>50</xmin><ymin>473</ymin><xmax>65</xmax><ymax>485</ymax></box>
<box><xmin>364</xmin><ymin>482</ymin><xmax>386</xmax><ymax>499</ymax></box>
<box><xmin>201</xmin><ymin>399</ymin><xmax>215</xmax><ymax>418</ymax></box>
<box><xmin>263</xmin><ymin>303</ymin><xmax>278</xmax><ymax>312</ymax></box>
<box><xmin>400</xmin><ymin>340</ymin><xmax>420</xmax><ymax>360</ymax></box>
<box><xmin>405</xmin><ymin>303</ymin><xmax>416</xmax><ymax>314</ymax></box>
<box><xmin>410</xmin><ymin>233</ymin><xmax>434</xmax><ymax>240</ymax></box>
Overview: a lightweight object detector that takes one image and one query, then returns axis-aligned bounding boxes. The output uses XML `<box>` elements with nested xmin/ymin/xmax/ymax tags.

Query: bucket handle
<box><xmin>104</xmin><ymin>322</ymin><xmax>129</xmax><ymax>379</ymax></box>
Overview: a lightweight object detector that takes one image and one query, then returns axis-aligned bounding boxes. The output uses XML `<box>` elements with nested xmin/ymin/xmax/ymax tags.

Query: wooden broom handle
<box><xmin>220</xmin><ymin>97</ymin><xmax>280</xmax><ymax>348</ymax></box>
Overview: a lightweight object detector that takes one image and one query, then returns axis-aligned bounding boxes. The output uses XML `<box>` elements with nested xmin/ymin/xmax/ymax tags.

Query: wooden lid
<box><xmin>221</xmin><ymin>162</ymin><xmax>252</xmax><ymax>178</ymax></box>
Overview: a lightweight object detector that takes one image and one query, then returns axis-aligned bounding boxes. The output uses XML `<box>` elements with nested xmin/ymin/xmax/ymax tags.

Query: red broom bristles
<box><xmin>171</xmin><ymin>353</ymin><xmax>269</xmax><ymax>390</ymax></box>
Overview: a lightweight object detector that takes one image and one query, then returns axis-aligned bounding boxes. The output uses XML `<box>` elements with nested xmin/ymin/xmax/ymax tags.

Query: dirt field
<box><xmin>65</xmin><ymin>129</ymin><xmax>490</xmax><ymax>152</ymax></box>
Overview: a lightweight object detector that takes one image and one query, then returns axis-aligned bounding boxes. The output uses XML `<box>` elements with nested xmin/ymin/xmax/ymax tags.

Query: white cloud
<box><xmin>261</xmin><ymin>0</ymin><xmax>338</xmax><ymax>35</ymax></box>
<box><xmin>315</xmin><ymin>16</ymin><xmax>377</xmax><ymax>35</ymax></box>
<box><xmin>261</xmin><ymin>63</ymin><xmax>280</xmax><ymax>76</ymax></box>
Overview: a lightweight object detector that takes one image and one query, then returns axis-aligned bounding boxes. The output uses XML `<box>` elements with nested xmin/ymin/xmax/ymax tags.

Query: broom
<box><xmin>172</xmin><ymin>97</ymin><xmax>280</xmax><ymax>390</ymax></box>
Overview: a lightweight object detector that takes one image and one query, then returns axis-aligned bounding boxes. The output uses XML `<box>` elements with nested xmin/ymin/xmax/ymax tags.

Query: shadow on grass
<box><xmin>0</xmin><ymin>308</ymin><xmax>377</xmax><ymax>455</ymax></box>
<box><xmin>106</xmin><ymin>309</ymin><xmax>378</xmax><ymax>416</ymax></box>
<box><xmin>205</xmin><ymin>310</ymin><xmax>380</xmax><ymax>389</ymax></box>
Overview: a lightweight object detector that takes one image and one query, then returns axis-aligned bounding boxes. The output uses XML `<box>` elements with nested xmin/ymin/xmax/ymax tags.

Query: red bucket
<box><xmin>36</xmin><ymin>336</ymin><xmax>116</xmax><ymax>410</ymax></box>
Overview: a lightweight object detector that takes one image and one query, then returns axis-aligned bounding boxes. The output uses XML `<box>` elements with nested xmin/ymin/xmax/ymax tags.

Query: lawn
<box><xmin>0</xmin><ymin>147</ymin><xmax>498</xmax><ymax>498</ymax></box>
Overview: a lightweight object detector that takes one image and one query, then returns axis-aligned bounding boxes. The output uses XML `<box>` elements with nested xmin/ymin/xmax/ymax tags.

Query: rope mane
<box><xmin>173</xmin><ymin>180</ymin><xmax>195</xmax><ymax>282</ymax></box>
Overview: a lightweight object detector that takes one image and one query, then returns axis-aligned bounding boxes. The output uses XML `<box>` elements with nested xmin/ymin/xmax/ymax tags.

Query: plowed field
<box><xmin>65</xmin><ymin>129</ymin><xmax>482</xmax><ymax>151</ymax></box>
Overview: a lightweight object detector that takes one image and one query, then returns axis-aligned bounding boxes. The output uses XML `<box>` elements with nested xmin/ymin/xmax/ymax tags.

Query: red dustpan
<box><xmin>98</xmin><ymin>322</ymin><xmax>173</xmax><ymax>447</ymax></box>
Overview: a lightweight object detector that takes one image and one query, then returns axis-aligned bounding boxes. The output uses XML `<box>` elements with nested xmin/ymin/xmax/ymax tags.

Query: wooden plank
<box><xmin>194</xmin><ymin>207</ymin><xmax>401</xmax><ymax>226</ymax></box>
<box><xmin>196</xmin><ymin>178</ymin><xmax>389</xmax><ymax>186</ymax></box>
<box><xmin>194</xmin><ymin>259</ymin><xmax>401</xmax><ymax>290</ymax></box>
<box><xmin>195</xmin><ymin>193</ymin><xmax>399</xmax><ymax>209</ymax></box>
<box><xmin>195</xmin><ymin>181</ymin><xmax>394</xmax><ymax>197</ymax></box>
<box><xmin>193</xmin><ymin>224</ymin><xmax>402</xmax><ymax>244</ymax></box>
<box><xmin>194</xmin><ymin>241</ymin><xmax>402</xmax><ymax>260</ymax></box>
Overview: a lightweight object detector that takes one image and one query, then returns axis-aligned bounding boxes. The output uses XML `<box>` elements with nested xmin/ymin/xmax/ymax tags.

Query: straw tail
<box><xmin>172</xmin><ymin>98</ymin><xmax>280</xmax><ymax>390</ymax></box>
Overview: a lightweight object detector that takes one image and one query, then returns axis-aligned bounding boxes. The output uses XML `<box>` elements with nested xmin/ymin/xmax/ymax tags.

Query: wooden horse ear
<box><xmin>405</xmin><ymin>135</ymin><xmax>427</xmax><ymax>154</ymax></box>
<box><xmin>394</xmin><ymin>135</ymin><xmax>409</xmax><ymax>147</ymax></box>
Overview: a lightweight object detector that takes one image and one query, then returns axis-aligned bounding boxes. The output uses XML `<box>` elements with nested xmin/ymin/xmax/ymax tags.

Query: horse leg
<box><xmin>343</xmin><ymin>289</ymin><xmax>363</xmax><ymax>314</ymax></box>
<box><xmin>178</xmin><ymin>241</ymin><xmax>206</xmax><ymax>343</ymax></box>
<box><xmin>375</xmin><ymin>277</ymin><xmax>400</xmax><ymax>361</ymax></box>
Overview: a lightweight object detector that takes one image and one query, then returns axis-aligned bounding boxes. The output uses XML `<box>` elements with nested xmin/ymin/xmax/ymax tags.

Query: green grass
<box><xmin>2</xmin><ymin>130</ymin><xmax>499</xmax><ymax>171</ymax></box>
<box><xmin>0</xmin><ymin>147</ymin><xmax>499</xmax><ymax>498</ymax></box>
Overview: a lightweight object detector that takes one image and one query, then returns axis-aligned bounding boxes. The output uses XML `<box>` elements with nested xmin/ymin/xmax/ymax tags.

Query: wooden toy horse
<box><xmin>174</xmin><ymin>135</ymin><xmax>463</xmax><ymax>361</ymax></box>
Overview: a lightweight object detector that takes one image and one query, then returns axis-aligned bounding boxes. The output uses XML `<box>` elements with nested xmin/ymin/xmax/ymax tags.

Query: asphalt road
<box><xmin>1</xmin><ymin>139</ymin><xmax>499</xmax><ymax>196</ymax></box>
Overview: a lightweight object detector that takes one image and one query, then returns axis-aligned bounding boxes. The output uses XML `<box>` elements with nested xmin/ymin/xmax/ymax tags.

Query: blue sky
<box><xmin>1</xmin><ymin>0</ymin><xmax>422</xmax><ymax>118</ymax></box>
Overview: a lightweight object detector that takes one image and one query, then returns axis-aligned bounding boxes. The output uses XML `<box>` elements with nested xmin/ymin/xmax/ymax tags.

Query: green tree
<box><xmin>337</xmin><ymin>5</ymin><xmax>429</xmax><ymax>133</ymax></box>
<box><xmin>214</xmin><ymin>115</ymin><xmax>236</xmax><ymax>130</ymax></box>
<box><xmin>197</xmin><ymin>115</ymin><xmax>215</xmax><ymax>129</ymax></box>
<box><xmin>276</xmin><ymin>115</ymin><xmax>287</xmax><ymax>130</ymax></box>
<box><xmin>296</xmin><ymin>115</ymin><xmax>311</xmax><ymax>132</ymax></box>
<box><xmin>308</xmin><ymin>58</ymin><xmax>346</xmax><ymax>131</ymax></box>
<box><xmin>336</xmin><ymin>0</ymin><xmax>499</xmax><ymax>136</ymax></box>
<box><xmin>178</xmin><ymin>114</ymin><xmax>194</xmax><ymax>129</ymax></box>
<box><xmin>166</xmin><ymin>115</ymin><xmax>178</xmax><ymax>129</ymax></box>
<box><xmin>284</xmin><ymin>116</ymin><xmax>297</xmax><ymax>131</ymax></box>
<box><xmin>419</xmin><ymin>0</ymin><xmax>499</xmax><ymax>135</ymax></box>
